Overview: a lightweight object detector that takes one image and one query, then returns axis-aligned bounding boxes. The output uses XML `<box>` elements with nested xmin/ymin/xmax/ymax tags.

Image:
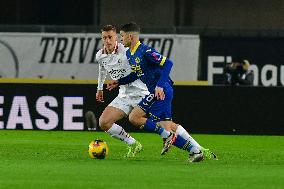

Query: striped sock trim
<box><xmin>182</xmin><ymin>140</ymin><xmax>192</xmax><ymax>150</ymax></box>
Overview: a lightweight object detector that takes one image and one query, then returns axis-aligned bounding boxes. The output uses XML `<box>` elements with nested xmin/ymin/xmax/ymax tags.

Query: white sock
<box><xmin>160</xmin><ymin>129</ymin><xmax>171</xmax><ymax>139</ymax></box>
<box><xmin>176</xmin><ymin>125</ymin><xmax>201</xmax><ymax>153</ymax></box>
<box><xmin>106</xmin><ymin>123</ymin><xmax>136</xmax><ymax>145</ymax></box>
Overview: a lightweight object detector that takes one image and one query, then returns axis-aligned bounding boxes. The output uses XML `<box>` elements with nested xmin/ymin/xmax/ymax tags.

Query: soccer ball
<box><xmin>88</xmin><ymin>139</ymin><xmax>109</xmax><ymax>159</ymax></box>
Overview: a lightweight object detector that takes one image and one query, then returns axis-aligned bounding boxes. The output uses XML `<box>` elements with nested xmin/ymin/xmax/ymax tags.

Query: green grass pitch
<box><xmin>0</xmin><ymin>130</ymin><xmax>283</xmax><ymax>189</ymax></box>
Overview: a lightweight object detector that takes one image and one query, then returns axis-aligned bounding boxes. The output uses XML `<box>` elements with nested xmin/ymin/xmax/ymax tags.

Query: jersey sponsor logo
<box><xmin>131</xmin><ymin>65</ymin><xmax>144</xmax><ymax>76</ymax></box>
<box><xmin>109</xmin><ymin>68</ymin><xmax>127</xmax><ymax>79</ymax></box>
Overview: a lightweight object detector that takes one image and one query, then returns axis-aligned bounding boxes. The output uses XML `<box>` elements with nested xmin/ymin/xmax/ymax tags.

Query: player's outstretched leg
<box><xmin>189</xmin><ymin>147</ymin><xmax>218</xmax><ymax>162</ymax></box>
<box><xmin>105</xmin><ymin>123</ymin><xmax>143</xmax><ymax>157</ymax></box>
<box><xmin>175</xmin><ymin>125</ymin><xmax>218</xmax><ymax>162</ymax></box>
<box><xmin>141</xmin><ymin>119</ymin><xmax>176</xmax><ymax>154</ymax></box>
<box><xmin>99</xmin><ymin>106</ymin><xmax>143</xmax><ymax>157</ymax></box>
<box><xmin>129</xmin><ymin>108</ymin><xmax>176</xmax><ymax>154</ymax></box>
<box><xmin>160</xmin><ymin>123</ymin><xmax>217</xmax><ymax>162</ymax></box>
<box><xmin>160</xmin><ymin>123</ymin><xmax>201</xmax><ymax>156</ymax></box>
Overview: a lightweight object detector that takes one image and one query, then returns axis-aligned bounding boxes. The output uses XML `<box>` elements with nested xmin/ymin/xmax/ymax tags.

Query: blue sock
<box><xmin>143</xmin><ymin>119</ymin><xmax>169</xmax><ymax>137</ymax></box>
<box><xmin>173</xmin><ymin>135</ymin><xmax>194</xmax><ymax>152</ymax></box>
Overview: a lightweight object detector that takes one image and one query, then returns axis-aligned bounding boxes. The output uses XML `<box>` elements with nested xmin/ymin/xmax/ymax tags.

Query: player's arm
<box><xmin>144</xmin><ymin>50</ymin><xmax>173</xmax><ymax>100</ymax></box>
<box><xmin>157</xmin><ymin>58</ymin><xmax>173</xmax><ymax>88</ymax></box>
<box><xmin>118</xmin><ymin>72</ymin><xmax>138</xmax><ymax>85</ymax></box>
<box><xmin>144</xmin><ymin>49</ymin><xmax>173</xmax><ymax>88</ymax></box>
<box><xmin>106</xmin><ymin>72</ymin><xmax>138</xmax><ymax>91</ymax></box>
<box><xmin>156</xmin><ymin>58</ymin><xmax>173</xmax><ymax>100</ymax></box>
<box><xmin>96</xmin><ymin>63</ymin><xmax>107</xmax><ymax>102</ymax></box>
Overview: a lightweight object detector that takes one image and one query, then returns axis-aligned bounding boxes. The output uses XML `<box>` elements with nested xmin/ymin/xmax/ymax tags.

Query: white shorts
<box><xmin>108</xmin><ymin>96</ymin><xmax>144</xmax><ymax>115</ymax></box>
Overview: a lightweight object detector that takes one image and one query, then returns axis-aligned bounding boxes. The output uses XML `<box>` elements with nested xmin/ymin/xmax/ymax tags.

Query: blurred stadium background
<box><xmin>1</xmin><ymin>0</ymin><xmax>284</xmax><ymax>133</ymax></box>
<box><xmin>0</xmin><ymin>0</ymin><xmax>284</xmax><ymax>188</ymax></box>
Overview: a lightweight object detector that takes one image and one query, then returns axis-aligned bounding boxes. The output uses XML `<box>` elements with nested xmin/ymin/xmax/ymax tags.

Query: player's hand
<box><xmin>155</xmin><ymin>86</ymin><xmax>165</xmax><ymax>100</ymax></box>
<box><xmin>96</xmin><ymin>90</ymin><xmax>104</xmax><ymax>102</ymax></box>
<box><xmin>106</xmin><ymin>80</ymin><xmax>119</xmax><ymax>91</ymax></box>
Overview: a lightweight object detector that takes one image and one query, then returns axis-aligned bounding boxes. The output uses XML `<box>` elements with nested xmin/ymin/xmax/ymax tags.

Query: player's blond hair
<box><xmin>101</xmin><ymin>25</ymin><xmax>116</xmax><ymax>32</ymax></box>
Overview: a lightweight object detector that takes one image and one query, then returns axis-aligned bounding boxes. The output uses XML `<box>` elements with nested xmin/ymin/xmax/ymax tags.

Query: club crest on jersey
<box><xmin>135</xmin><ymin>57</ymin><xmax>140</xmax><ymax>64</ymax></box>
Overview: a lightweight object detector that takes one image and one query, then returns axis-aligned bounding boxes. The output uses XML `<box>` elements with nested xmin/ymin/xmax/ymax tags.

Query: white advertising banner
<box><xmin>0</xmin><ymin>33</ymin><xmax>200</xmax><ymax>81</ymax></box>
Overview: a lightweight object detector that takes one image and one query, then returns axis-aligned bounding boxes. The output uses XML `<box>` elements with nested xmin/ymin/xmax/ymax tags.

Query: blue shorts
<box><xmin>137</xmin><ymin>84</ymin><xmax>173</xmax><ymax>122</ymax></box>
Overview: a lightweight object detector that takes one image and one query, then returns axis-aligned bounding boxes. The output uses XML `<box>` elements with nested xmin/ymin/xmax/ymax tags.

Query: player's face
<box><xmin>120</xmin><ymin>31</ymin><xmax>131</xmax><ymax>47</ymax></box>
<box><xmin>101</xmin><ymin>30</ymin><xmax>117</xmax><ymax>52</ymax></box>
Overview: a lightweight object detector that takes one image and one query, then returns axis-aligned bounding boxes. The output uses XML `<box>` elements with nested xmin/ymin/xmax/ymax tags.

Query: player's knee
<box><xmin>159</xmin><ymin>121</ymin><xmax>177</xmax><ymax>132</ymax></box>
<box><xmin>128</xmin><ymin>113</ymin><xmax>140</xmax><ymax>127</ymax></box>
<box><xmin>99</xmin><ymin>116</ymin><xmax>113</xmax><ymax>131</ymax></box>
<box><xmin>170</xmin><ymin>122</ymin><xmax>178</xmax><ymax>132</ymax></box>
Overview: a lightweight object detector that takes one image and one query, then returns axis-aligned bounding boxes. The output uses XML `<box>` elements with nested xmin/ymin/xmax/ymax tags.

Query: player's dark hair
<box><xmin>101</xmin><ymin>25</ymin><xmax>116</xmax><ymax>32</ymax></box>
<box><xmin>120</xmin><ymin>22</ymin><xmax>140</xmax><ymax>33</ymax></box>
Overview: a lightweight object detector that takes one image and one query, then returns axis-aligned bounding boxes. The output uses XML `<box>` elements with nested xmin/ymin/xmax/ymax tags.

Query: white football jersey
<box><xmin>96</xmin><ymin>42</ymin><xmax>149</xmax><ymax>98</ymax></box>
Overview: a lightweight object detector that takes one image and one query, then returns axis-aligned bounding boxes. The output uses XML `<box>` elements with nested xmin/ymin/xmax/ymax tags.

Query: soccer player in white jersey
<box><xmin>95</xmin><ymin>25</ymin><xmax>149</xmax><ymax>157</ymax></box>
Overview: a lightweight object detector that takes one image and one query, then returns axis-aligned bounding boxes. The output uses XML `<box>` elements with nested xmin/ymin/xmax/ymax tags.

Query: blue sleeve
<box><xmin>118</xmin><ymin>72</ymin><xmax>138</xmax><ymax>85</ymax></box>
<box><xmin>144</xmin><ymin>49</ymin><xmax>167</xmax><ymax>66</ymax></box>
<box><xmin>144</xmin><ymin>49</ymin><xmax>173</xmax><ymax>88</ymax></box>
<box><xmin>157</xmin><ymin>58</ymin><xmax>173</xmax><ymax>87</ymax></box>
